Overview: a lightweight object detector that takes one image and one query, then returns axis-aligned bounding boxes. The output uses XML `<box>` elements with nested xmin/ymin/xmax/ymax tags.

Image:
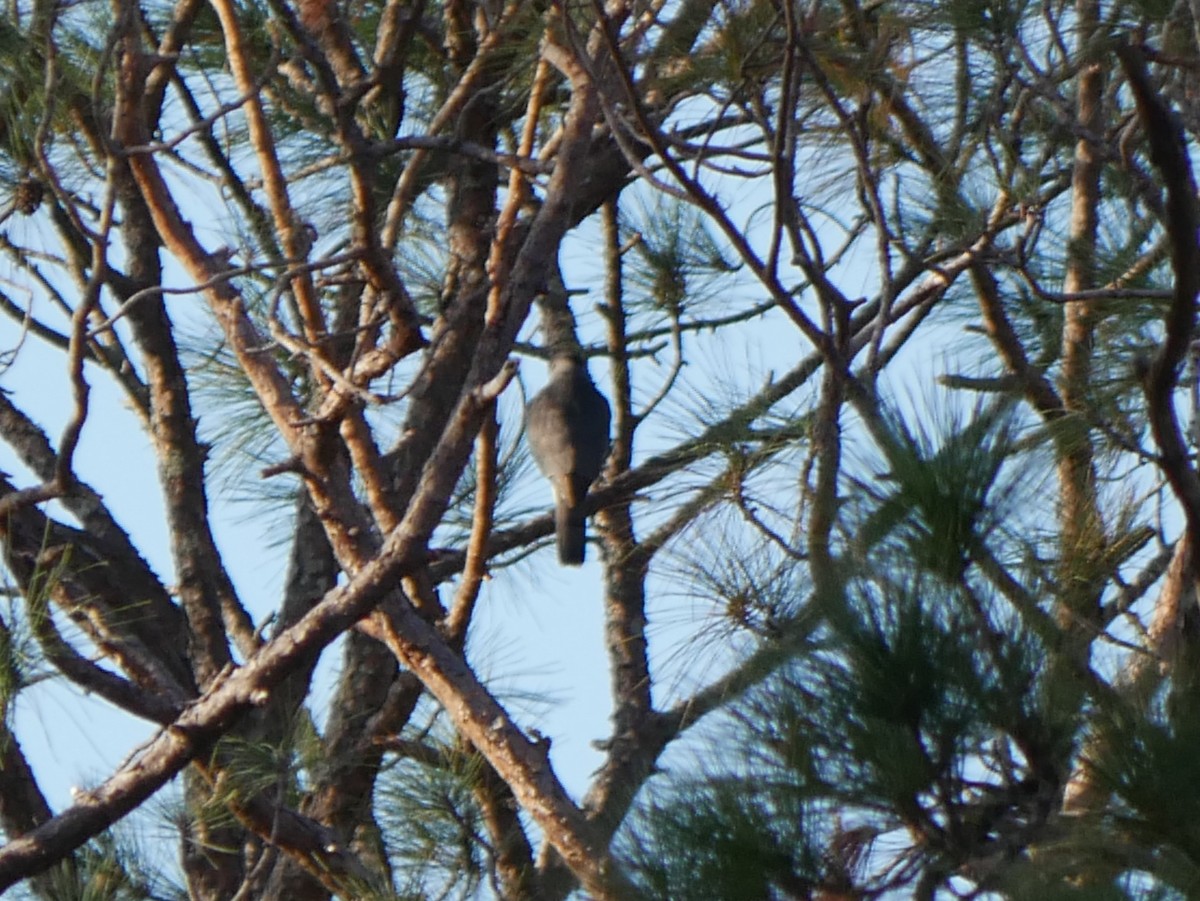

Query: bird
<box><xmin>526</xmin><ymin>349</ymin><xmax>611</xmax><ymax>565</ymax></box>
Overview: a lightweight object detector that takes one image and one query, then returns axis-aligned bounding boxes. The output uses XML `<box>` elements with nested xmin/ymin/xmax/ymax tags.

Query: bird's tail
<box><xmin>555</xmin><ymin>498</ymin><xmax>587</xmax><ymax>565</ymax></box>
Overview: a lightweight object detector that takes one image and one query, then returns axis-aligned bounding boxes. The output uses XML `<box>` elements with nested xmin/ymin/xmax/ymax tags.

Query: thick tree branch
<box><xmin>0</xmin><ymin>529</ymin><xmax>424</xmax><ymax>891</ymax></box>
<box><xmin>1119</xmin><ymin>42</ymin><xmax>1200</xmax><ymax>546</ymax></box>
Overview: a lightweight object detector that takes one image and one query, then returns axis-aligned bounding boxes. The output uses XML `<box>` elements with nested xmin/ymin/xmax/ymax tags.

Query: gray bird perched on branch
<box><xmin>526</xmin><ymin>349</ymin><xmax>611</xmax><ymax>565</ymax></box>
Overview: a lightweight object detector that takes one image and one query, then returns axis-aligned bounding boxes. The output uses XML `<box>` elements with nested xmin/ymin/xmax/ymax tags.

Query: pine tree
<box><xmin>0</xmin><ymin>0</ymin><xmax>1199</xmax><ymax>898</ymax></box>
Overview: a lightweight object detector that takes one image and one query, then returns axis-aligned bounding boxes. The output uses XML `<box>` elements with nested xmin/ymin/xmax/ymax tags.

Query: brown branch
<box><xmin>207</xmin><ymin>0</ymin><xmax>329</xmax><ymax>369</ymax></box>
<box><xmin>264</xmin><ymin>0</ymin><xmax>425</xmax><ymax>383</ymax></box>
<box><xmin>116</xmin><ymin>41</ymin><xmax>380</xmax><ymax>580</ymax></box>
<box><xmin>0</xmin><ymin>727</ymin><xmax>53</xmax><ymax>839</ymax></box>
<box><xmin>140</xmin><ymin>0</ymin><xmax>204</xmax><ymax>119</ymax></box>
<box><xmin>0</xmin><ymin>714</ymin><xmax>71</xmax><ymax>899</ymax></box>
<box><xmin>111</xmin><ymin>38</ymin><xmax>254</xmax><ymax>679</ymax></box>
<box><xmin>275</xmin><ymin>473</ymin><xmax>394</xmax><ymax>899</ymax></box>
<box><xmin>380</xmin><ymin>134</ymin><xmax>554</xmax><ymax>175</ymax></box>
<box><xmin>340</xmin><ymin>408</ymin><xmax>401</xmax><ymax>533</ymax></box>
<box><xmin>271</xmin><ymin>16</ymin><xmax>514</xmax><ymax>884</ymax></box>
<box><xmin>193</xmin><ymin>755</ymin><xmax>384</xmax><ymax>896</ymax></box>
<box><xmin>1048</xmin><ymin>13</ymin><xmax>1107</xmax><ymax>653</ymax></box>
<box><xmin>361</xmin><ymin>597</ymin><xmax>636</xmax><ymax>900</ymax></box>
<box><xmin>473</xmin><ymin>753</ymin><xmax>539</xmax><ymax>901</ymax></box>
<box><xmin>0</xmin><ymin>485</ymin><xmax>62</xmax><ymax>522</ymax></box>
<box><xmin>380</xmin><ymin>0</ymin><xmax>527</xmax><ymax>246</ymax></box>
<box><xmin>0</xmin><ymin>286</ymin><xmax>71</xmax><ymax>354</ymax></box>
<box><xmin>444</xmin><ymin>409</ymin><xmax>499</xmax><ymax>644</ymax></box>
<box><xmin>970</xmin><ymin>260</ymin><xmax>1064</xmax><ymax>420</ymax></box>
<box><xmin>586</xmin><ymin>3</ymin><xmax>832</xmax><ymax>356</ymax></box>
<box><xmin>0</xmin><ymin>394</ymin><xmax>194</xmax><ymax>678</ymax></box>
<box><xmin>291</xmin><ymin>0</ymin><xmax>365</xmax><ymax>87</ymax></box>
<box><xmin>806</xmin><ymin>357</ymin><xmax>845</xmax><ymax>597</ymax></box>
<box><xmin>25</xmin><ymin>595</ymin><xmax>182</xmax><ymax>723</ymax></box>
<box><xmin>366</xmin><ymin>0</ymin><xmax>423</xmax><ymax>137</ymax></box>
<box><xmin>377</xmin><ymin>735</ymin><xmax>540</xmax><ymax>899</ymax></box>
<box><xmin>252</xmin><ymin>496</ymin><xmax>358</xmax><ymax>899</ymax></box>
<box><xmin>167</xmin><ymin>69</ymin><xmax>280</xmax><ymax>263</ymax></box>
<box><xmin>486</xmin><ymin>55</ymin><xmax>552</xmax><ymax>326</ymax></box>
<box><xmin>1118</xmin><ymin>42</ymin><xmax>1200</xmax><ymax>544</ymax></box>
<box><xmin>0</xmin><ymin>485</ymin><xmax>194</xmax><ymax>704</ymax></box>
<box><xmin>55</xmin><ymin>183</ymin><xmax>111</xmax><ymax>493</ymax></box>
<box><xmin>0</xmin><ymin>530</ymin><xmax>425</xmax><ymax>891</ymax></box>
<box><xmin>1064</xmin><ymin>535</ymin><xmax>1193</xmax><ymax>814</ymax></box>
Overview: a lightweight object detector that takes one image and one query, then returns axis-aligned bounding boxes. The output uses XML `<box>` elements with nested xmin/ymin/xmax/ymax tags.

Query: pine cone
<box><xmin>13</xmin><ymin>179</ymin><xmax>43</xmax><ymax>216</ymax></box>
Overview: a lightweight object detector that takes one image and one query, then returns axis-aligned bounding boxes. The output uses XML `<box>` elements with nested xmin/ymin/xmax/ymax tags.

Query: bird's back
<box><xmin>527</xmin><ymin>364</ymin><xmax>610</xmax><ymax>483</ymax></box>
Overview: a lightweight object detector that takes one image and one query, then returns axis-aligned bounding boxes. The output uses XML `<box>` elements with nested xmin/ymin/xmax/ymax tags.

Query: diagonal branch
<box><xmin>0</xmin><ymin>529</ymin><xmax>425</xmax><ymax>891</ymax></box>
<box><xmin>1118</xmin><ymin>43</ymin><xmax>1200</xmax><ymax>548</ymax></box>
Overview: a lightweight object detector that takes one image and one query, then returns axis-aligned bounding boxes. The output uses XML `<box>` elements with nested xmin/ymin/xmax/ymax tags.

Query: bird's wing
<box><xmin>526</xmin><ymin>390</ymin><xmax>574</xmax><ymax>477</ymax></box>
